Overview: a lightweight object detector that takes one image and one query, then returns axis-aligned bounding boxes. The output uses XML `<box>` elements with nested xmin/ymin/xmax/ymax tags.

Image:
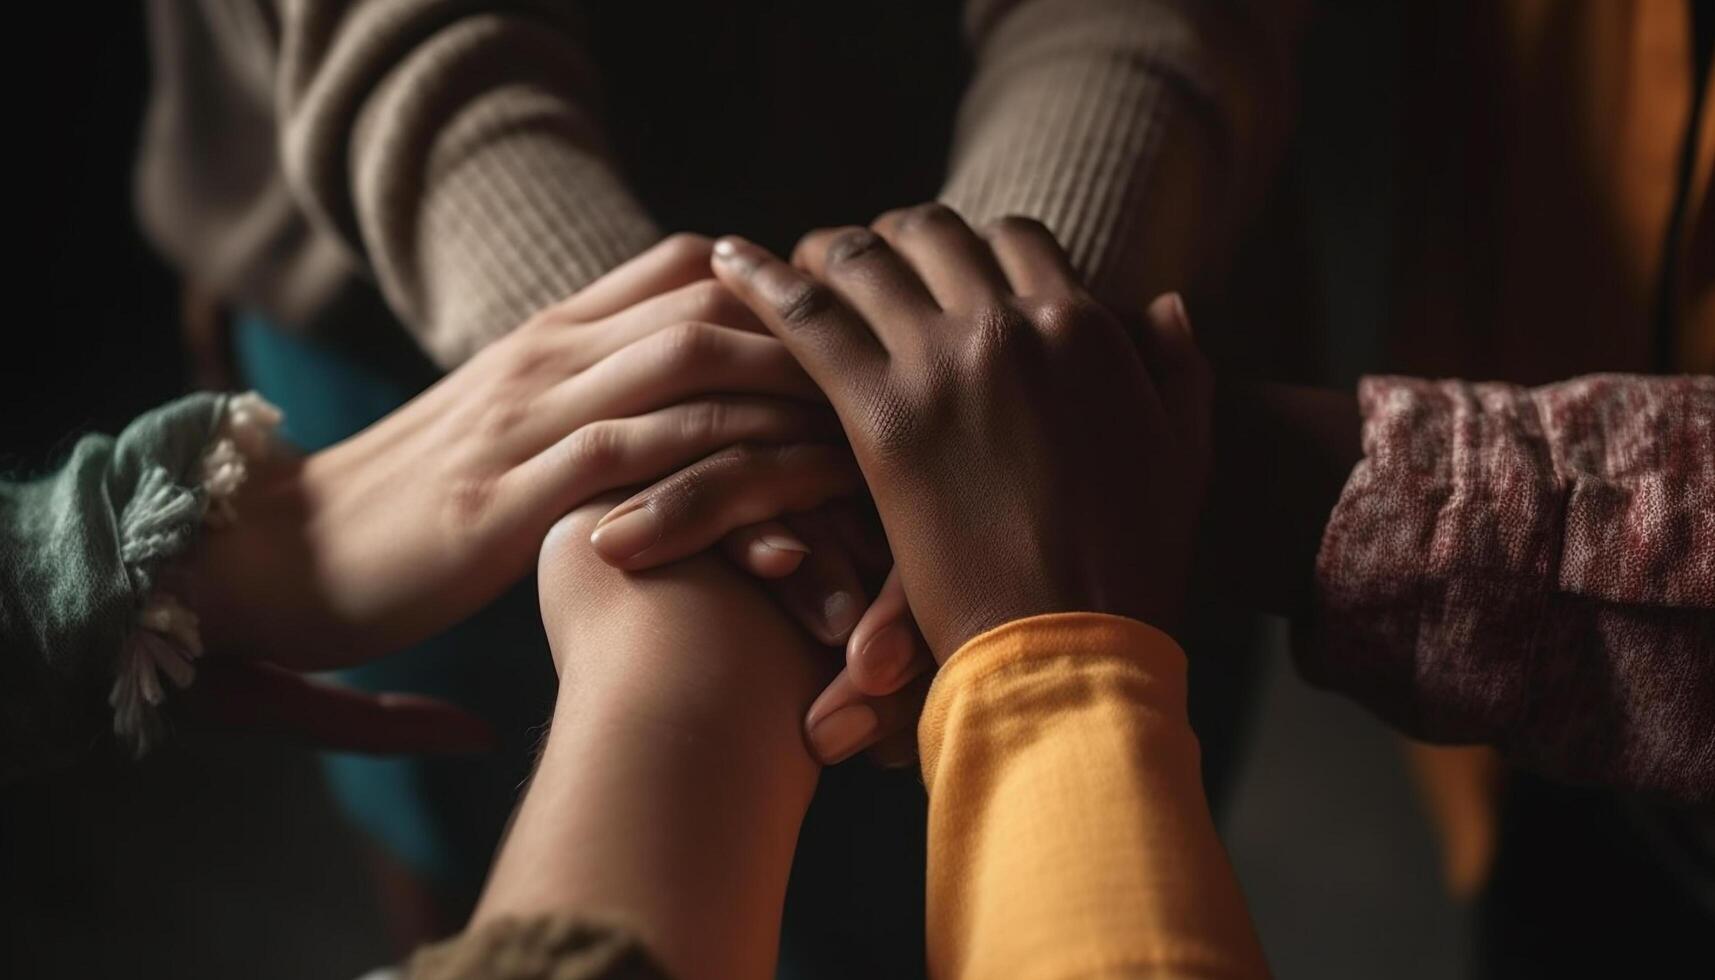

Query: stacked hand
<box><xmin>590</xmin><ymin>205</ymin><xmax>1212</xmax><ymax>763</ymax></box>
<box><xmin>181</xmin><ymin>209</ymin><xmax>1208</xmax><ymax>763</ymax></box>
<box><xmin>176</xmin><ymin>236</ymin><xmax>859</xmax><ymax>751</ymax></box>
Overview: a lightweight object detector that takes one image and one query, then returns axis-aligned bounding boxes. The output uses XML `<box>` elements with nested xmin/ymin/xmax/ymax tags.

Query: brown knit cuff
<box><xmin>405</xmin><ymin>915</ymin><xmax>671</xmax><ymax>980</ymax></box>
<box><xmin>1300</xmin><ymin>376</ymin><xmax>1566</xmax><ymax>741</ymax></box>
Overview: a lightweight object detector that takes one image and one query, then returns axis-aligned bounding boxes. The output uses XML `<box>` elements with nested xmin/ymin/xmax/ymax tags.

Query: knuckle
<box><xmin>565</xmin><ymin>420</ymin><xmax>624</xmax><ymax>470</ymax></box>
<box><xmin>774</xmin><ymin>278</ymin><xmax>838</xmax><ymax>328</ymax></box>
<box><xmin>898</xmin><ymin>202</ymin><xmax>959</xmax><ymax>235</ymax></box>
<box><xmin>683</xmin><ymin>279</ymin><xmax>737</xmax><ymax>323</ymax></box>
<box><xmin>494</xmin><ymin>331</ymin><xmax>556</xmax><ymax>384</ymax></box>
<box><xmin>660</xmin><ymin>232</ymin><xmax>714</xmax><ymax>266</ymax></box>
<box><xmin>1028</xmin><ymin>295</ymin><xmax>1104</xmax><ymax>350</ymax></box>
<box><xmin>823</xmin><ymin>227</ymin><xmax>885</xmax><ymax>267</ymax></box>
<box><xmin>961</xmin><ymin>304</ymin><xmax>1032</xmax><ymax>368</ymax></box>
<box><xmin>657</xmin><ymin>320</ymin><xmax>720</xmax><ymax>369</ymax></box>
<box><xmin>478</xmin><ymin>398</ymin><xmax>531</xmax><ymax>440</ymax></box>
<box><xmin>445</xmin><ymin>474</ymin><xmax>500</xmax><ymax>529</ymax></box>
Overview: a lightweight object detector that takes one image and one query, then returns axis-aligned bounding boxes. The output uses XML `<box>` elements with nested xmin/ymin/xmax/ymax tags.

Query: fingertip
<box><xmin>739</xmin><ymin>531</ymin><xmax>812</xmax><ymax>578</ymax></box>
<box><xmin>847</xmin><ymin>621</ymin><xmax>922</xmax><ymax>696</ymax></box>
<box><xmin>588</xmin><ymin>506</ymin><xmax>663</xmax><ymax>565</ymax></box>
<box><xmin>712</xmin><ymin>235</ymin><xmax>764</xmax><ymax>275</ymax></box>
<box><xmin>806</xmin><ymin>702</ymin><xmax>880</xmax><ymax>765</ymax></box>
<box><xmin>1147</xmin><ymin>291</ymin><xmax>1194</xmax><ymax>339</ymax></box>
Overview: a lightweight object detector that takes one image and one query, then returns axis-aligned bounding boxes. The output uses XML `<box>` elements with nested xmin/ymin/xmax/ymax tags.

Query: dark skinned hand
<box><xmin>708</xmin><ymin>205</ymin><xmax>1212</xmax><ymax>664</ymax></box>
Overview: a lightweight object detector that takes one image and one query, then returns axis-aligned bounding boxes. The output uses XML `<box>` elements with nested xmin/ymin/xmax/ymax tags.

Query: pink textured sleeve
<box><xmin>1303</xmin><ymin>374</ymin><xmax>1715</xmax><ymax>802</ymax></box>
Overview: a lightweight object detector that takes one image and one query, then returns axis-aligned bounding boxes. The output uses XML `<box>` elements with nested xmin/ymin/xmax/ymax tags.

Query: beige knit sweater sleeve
<box><xmin>273</xmin><ymin>0</ymin><xmax>660</xmax><ymax>367</ymax></box>
<box><xmin>943</xmin><ymin>0</ymin><xmax>1305</xmax><ymax>309</ymax></box>
<box><xmin>142</xmin><ymin>1</ymin><xmax>1299</xmax><ymax>369</ymax></box>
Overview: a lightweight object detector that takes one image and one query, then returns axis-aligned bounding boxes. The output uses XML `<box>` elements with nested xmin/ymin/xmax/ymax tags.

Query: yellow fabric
<box><xmin>919</xmin><ymin>613</ymin><xmax>1270</xmax><ymax>980</ymax></box>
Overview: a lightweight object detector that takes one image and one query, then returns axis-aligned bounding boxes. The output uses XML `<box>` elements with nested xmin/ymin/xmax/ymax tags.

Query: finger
<box><xmin>711</xmin><ymin>236</ymin><xmax>889</xmax><ymax>410</ymax></box>
<box><xmin>1141</xmin><ymin>293</ymin><xmax>1215</xmax><ymax>457</ymax></box>
<box><xmin>771</xmin><ymin>511</ymin><xmax>871</xmax><ymax>646</ymax></box>
<box><xmin>545</xmin><ymin>278</ymin><xmax>770</xmax><ymax>373</ymax></box>
<box><xmin>183</xmin><ymin>660</ymin><xmax>496</xmax><ymax>755</ymax></box>
<box><xmin>525</xmin><ymin>322</ymin><xmax>822</xmax><ymax>451</ymax></box>
<box><xmin>547</xmin><ymin>234</ymin><xmax>720</xmax><ymax>322</ymax></box>
<box><xmin>510</xmin><ymin>396</ymin><xmax>837</xmax><ymax>526</ymax></box>
<box><xmin>845</xmin><ymin>567</ymin><xmax>933</xmax><ymax>696</ymax></box>
<box><xmin>804</xmin><ymin>668</ymin><xmax>933</xmax><ymax>765</ymax></box>
<box><xmin>588</xmin><ymin>443</ymin><xmax>863</xmax><ymax>570</ymax></box>
<box><xmin>721</xmin><ymin>520</ymin><xmax>813</xmax><ymax>579</ymax></box>
<box><xmin>980</xmin><ymin>215</ymin><xmax>1082</xmax><ymax>297</ymax></box>
<box><xmin>872</xmin><ymin>203</ymin><xmax>1010</xmax><ymax>310</ymax></box>
<box><xmin>791</xmin><ymin>226</ymin><xmax>940</xmax><ymax>347</ymax></box>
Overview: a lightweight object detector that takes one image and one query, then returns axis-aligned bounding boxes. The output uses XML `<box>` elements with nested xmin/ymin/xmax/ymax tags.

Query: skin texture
<box><xmin>471</xmin><ymin>213</ymin><xmax>1218</xmax><ymax>975</ymax></box>
<box><xmin>597</xmin><ymin>220</ymin><xmax>1362</xmax><ymax>765</ymax></box>
<box><xmin>174</xmin><ymin>235</ymin><xmax>847</xmax><ymax>750</ymax></box>
<box><xmin>474</xmin><ymin>499</ymin><xmax>826</xmax><ymax>980</ymax></box>
<box><xmin>595</xmin><ymin>207</ymin><xmax>1214</xmax><ymax>762</ymax></box>
<box><xmin>713</xmin><ymin>207</ymin><xmax>1213</xmax><ymax>660</ymax></box>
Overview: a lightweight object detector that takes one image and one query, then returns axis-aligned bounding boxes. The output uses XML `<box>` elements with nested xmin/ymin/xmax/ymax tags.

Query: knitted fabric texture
<box><xmin>1</xmin><ymin>392</ymin><xmax>280</xmax><ymax>778</ymax></box>
<box><xmin>1305</xmin><ymin>373</ymin><xmax>1715</xmax><ymax>803</ymax></box>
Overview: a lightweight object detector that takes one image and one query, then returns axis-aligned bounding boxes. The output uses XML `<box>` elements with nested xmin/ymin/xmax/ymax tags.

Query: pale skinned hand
<box><xmin>170</xmin><ymin>235</ymin><xmax>839</xmax><ymax>753</ymax></box>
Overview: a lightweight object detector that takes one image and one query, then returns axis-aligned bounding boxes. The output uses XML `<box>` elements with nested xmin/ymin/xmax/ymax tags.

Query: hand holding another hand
<box><xmin>711</xmin><ymin>205</ymin><xmax>1211</xmax><ymax>655</ymax></box>
<box><xmin>175</xmin><ymin>235</ymin><xmax>839</xmax><ymax>751</ymax></box>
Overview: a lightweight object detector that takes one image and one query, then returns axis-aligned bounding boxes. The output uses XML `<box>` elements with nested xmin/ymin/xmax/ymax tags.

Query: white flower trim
<box><xmin>109</xmin><ymin>393</ymin><xmax>283</xmax><ymax>755</ymax></box>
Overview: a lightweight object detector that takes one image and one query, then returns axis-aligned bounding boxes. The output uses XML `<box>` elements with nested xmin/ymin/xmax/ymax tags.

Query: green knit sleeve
<box><xmin>1</xmin><ymin>393</ymin><xmax>246</xmax><ymax>780</ymax></box>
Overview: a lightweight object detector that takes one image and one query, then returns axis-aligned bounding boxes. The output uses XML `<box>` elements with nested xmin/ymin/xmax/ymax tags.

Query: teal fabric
<box><xmin>1</xmin><ymin>393</ymin><xmax>228</xmax><ymax>780</ymax></box>
<box><xmin>234</xmin><ymin>314</ymin><xmax>555</xmax><ymax>900</ymax></box>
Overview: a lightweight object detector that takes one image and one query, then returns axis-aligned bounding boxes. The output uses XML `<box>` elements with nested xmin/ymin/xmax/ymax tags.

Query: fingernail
<box><xmin>821</xmin><ymin>590</ymin><xmax>861</xmax><ymax>641</ymax></box>
<box><xmin>590</xmin><ymin>507</ymin><xmax>662</xmax><ymax>561</ymax></box>
<box><xmin>1168</xmin><ymin>292</ymin><xmax>1193</xmax><ymax>333</ymax></box>
<box><xmin>712</xmin><ymin>236</ymin><xmax>758</xmax><ymax>271</ymax></box>
<box><xmin>855</xmin><ymin>623</ymin><xmax>916</xmax><ymax>690</ymax></box>
<box><xmin>807</xmin><ymin>704</ymin><xmax>879</xmax><ymax>764</ymax></box>
<box><xmin>760</xmin><ymin>533</ymin><xmax>811</xmax><ymax>556</ymax></box>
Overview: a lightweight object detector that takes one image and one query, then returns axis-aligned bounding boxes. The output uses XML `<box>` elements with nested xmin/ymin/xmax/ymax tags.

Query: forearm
<box><xmin>945</xmin><ymin>0</ymin><xmax>1306</xmax><ymax>312</ymax></box>
<box><xmin>476</xmin><ymin>532</ymin><xmax>826</xmax><ymax>980</ymax></box>
<box><xmin>1302</xmin><ymin>374</ymin><xmax>1715</xmax><ymax>800</ymax></box>
<box><xmin>275</xmin><ymin>0</ymin><xmax>659</xmax><ymax>366</ymax></box>
<box><xmin>2</xmin><ymin>394</ymin><xmax>249</xmax><ymax>777</ymax></box>
<box><xmin>921</xmin><ymin>614</ymin><xmax>1268</xmax><ymax>979</ymax></box>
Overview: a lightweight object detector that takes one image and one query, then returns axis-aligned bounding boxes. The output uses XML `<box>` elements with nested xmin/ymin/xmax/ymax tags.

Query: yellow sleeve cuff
<box><xmin>918</xmin><ymin>612</ymin><xmax>1187</xmax><ymax>786</ymax></box>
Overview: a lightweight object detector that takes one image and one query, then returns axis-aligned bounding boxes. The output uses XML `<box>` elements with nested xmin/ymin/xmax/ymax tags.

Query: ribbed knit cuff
<box><xmin>941</xmin><ymin>0</ymin><xmax>1226</xmax><ymax>300</ymax></box>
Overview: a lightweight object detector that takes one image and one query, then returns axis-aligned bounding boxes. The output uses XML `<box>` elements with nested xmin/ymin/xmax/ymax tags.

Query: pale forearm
<box><xmin>477</xmin><ymin>529</ymin><xmax>827</xmax><ymax>980</ymax></box>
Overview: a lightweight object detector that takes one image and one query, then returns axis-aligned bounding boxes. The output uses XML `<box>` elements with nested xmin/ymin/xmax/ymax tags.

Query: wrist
<box><xmin>172</xmin><ymin>453</ymin><xmax>313</xmax><ymax>658</ymax></box>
